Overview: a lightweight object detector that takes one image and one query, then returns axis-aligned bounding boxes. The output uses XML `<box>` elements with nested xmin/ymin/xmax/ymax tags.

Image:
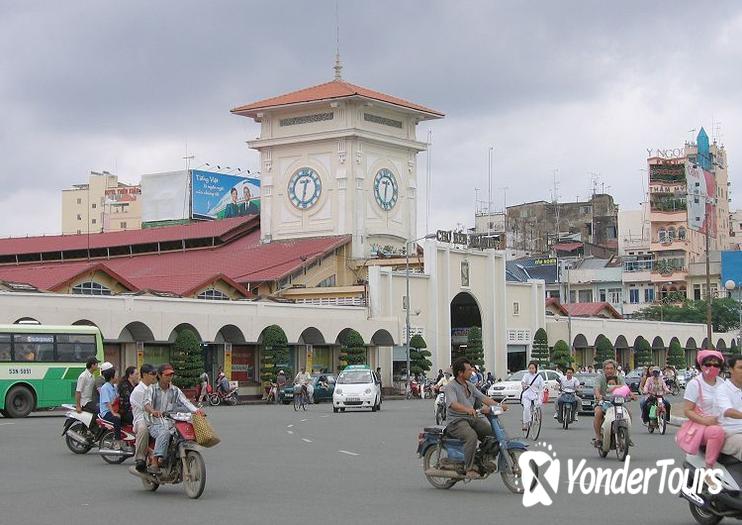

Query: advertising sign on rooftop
<box><xmin>191</xmin><ymin>170</ymin><xmax>261</xmax><ymax>221</ymax></box>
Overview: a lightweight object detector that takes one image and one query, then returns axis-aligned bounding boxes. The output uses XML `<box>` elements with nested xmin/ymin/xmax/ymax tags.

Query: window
<box><xmin>317</xmin><ymin>275</ymin><xmax>336</xmax><ymax>288</ymax></box>
<box><xmin>91</xmin><ymin>218</ymin><xmax>96</xmax><ymax>224</ymax></box>
<box><xmin>668</xmin><ymin>227</ymin><xmax>676</xmax><ymax>241</ymax></box>
<box><xmin>578</xmin><ymin>290</ymin><xmax>593</xmax><ymax>302</ymax></box>
<box><xmin>513</xmin><ymin>302</ymin><xmax>520</xmax><ymax>315</ymax></box>
<box><xmin>608</xmin><ymin>288</ymin><xmax>622</xmax><ymax>304</ymax></box>
<box><xmin>644</xmin><ymin>288</ymin><xmax>655</xmax><ymax>303</ymax></box>
<box><xmin>72</xmin><ymin>281</ymin><xmax>112</xmax><ymax>296</ymax></box>
<box><xmin>120</xmin><ymin>222</ymin><xmax>127</xmax><ymax>229</ymax></box>
<box><xmin>197</xmin><ymin>288</ymin><xmax>230</xmax><ymax>300</ymax></box>
<box><xmin>693</xmin><ymin>284</ymin><xmax>701</xmax><ymax>301</ymax></box>
<box><xmin>402</xmin><ymin>296</ymin><xmax>408</xmax><ymax>310</ymax></box>
<box><xmin>76</xmin><ymin>214</ymin><xmax>81</xmax><ymax>220</ymax></box>
<box><xmin>461</xmin><ymin>261</ymin><xmax>470</xmax><ymax>287</ymax></box>
<box><xmin>678</xmin><ymin>227</ymin><xmax>687</xmax><ymax>240</ymax></box>
<box><xmin>76</xmin><ymin>198</ymin><xmax>82</xmax><ymax>204</ymax></box>
<box><xmin>599</xmin><ymin>289</ymin><xmax>607</xmax><ymax>302</ymax></box>
<box><xmin>569</xmin><ymin>291</ymin><xmax>576</xmax><ymax>303</ymax></box>
<box><xmin>658</xmin><ymin>228</ymin><xmax>667</xmax><ymax>242</ymax></box>
<box><xmin>0</xmin><ymin>334</ymin><xmax>10</xmax><ymax>361</ymax></box>
<box><xmin>56</xmin><ymin>334</ymin><xmax>97</xmax><ymax>362</ymax></box>
<box><xmin>629</xmin><ymin>289</ymin><xmax>639</xmax><ymax>304</ymax></box>
<box><xmin>76</xmin><ymin>230</ymin><xmax>82</xmax><ymax>235</ymax></box>
<box><xmin>13</xmin><ymin>334</ymin><xmax>54</xmax><ymax>361</ymax></box>
<box><xmin>91</xmin><ymin>203</ymin><xmax>96</xmax><ymax>209</ymax></box>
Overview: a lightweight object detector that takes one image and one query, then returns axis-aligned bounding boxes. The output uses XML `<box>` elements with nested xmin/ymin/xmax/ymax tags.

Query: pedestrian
<box><xmin>198</xmin><ymin>371</ymin><xmax>210</xmax><ymax>404</ymax></box>
<box><xmin>376</xmin><ymin>367</ymin><xmax>383</xmax><ymax>399</ymax></box>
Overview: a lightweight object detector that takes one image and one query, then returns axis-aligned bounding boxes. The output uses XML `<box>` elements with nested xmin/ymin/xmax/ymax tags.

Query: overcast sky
<box><xmin>1</xmin><ymin>1</ymin><xmax>741</xmax><ymax>238</ymax></box>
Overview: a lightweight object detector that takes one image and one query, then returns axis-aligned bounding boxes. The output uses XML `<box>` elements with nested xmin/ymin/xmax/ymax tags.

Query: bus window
<box><xmin>13</xmin><ymin>334</ymin><xmax>54</xmax><ymax>361</ymax></box>
<box><xmin>56</xmin><ymin>334</ymin><xmax>96</xmax><ymax>362</ymax></box>
<box><xmin>0</xmin><ymin>334</ymin><xmax>10</xmax><ymax>361</ymax></box>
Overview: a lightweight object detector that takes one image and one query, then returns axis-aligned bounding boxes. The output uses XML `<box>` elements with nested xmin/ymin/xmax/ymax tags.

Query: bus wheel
<box><xmin>5</xmin><ymin>386</ymin><xmax>35</xmax><ymax>418</ymax></box>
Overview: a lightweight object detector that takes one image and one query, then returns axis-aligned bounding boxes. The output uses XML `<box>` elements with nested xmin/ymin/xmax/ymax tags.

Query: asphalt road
<box><xmin>0</xmin><ymin>396</ymin><xmax>701</xmax><ymax>525</ymax></box>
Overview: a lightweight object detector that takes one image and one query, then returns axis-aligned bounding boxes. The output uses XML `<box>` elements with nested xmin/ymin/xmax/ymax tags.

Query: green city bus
<box><xmin>0</xmin><ymin>324</ymin><xmax>105</xmax><ymax>418</ymax></box>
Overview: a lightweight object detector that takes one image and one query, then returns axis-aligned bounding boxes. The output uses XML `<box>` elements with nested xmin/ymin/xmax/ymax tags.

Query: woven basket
<box><xmin>192</xmin><ymin>414</ymin><xmax>221</xmax><ymax>448</ymax></box>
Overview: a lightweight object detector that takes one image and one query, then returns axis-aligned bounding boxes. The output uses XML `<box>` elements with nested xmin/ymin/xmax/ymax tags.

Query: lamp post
<box><xmin>724</xmin><ymin>280</ymin><xmax>742</xmax><ymax>346</ymax></box>
<box><xmin>405</xmin><ymin>233</ymin><xmax>437</xmax><ymax>396</ymax></box>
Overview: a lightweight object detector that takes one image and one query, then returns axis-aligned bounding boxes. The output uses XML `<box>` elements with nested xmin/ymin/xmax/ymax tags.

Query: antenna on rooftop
<box><xmin>333</xmin><ymin>1</ymin><xmax>343</xmax><ymax>80</ymax></box>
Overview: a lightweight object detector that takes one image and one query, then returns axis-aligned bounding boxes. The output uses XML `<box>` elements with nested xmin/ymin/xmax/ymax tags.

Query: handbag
<box><xmin>192</xmin><ymin>413</ymin><xmax>221</xmax><ymax>448</ymax></box>
<box><xmin>675</xmin><ymin>378</ymin><xmax>706</xmax><ymax>455</ymax></box>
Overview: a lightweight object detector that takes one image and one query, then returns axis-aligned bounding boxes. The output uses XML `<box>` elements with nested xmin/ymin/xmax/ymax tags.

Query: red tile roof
<box><xmin>553</xmin><ymin>242</ymin><xmax>584</xmax><ymax>252</ymax></box>
<box><xmin>563</xmin><ymin>302</ymin><xmax>623</xmax><ymax>319</ymax></box>
<box><xmin>0</xmin><ymin>216</ymin><xmax>257</xmax><ymax>256</ymax></box>
<box><xmin>231</xmin><ymin>79</ymin><xmax>444</xmax><ymax>118</ymax></box>
<box><xmin>545</xmin><ymin>297</ymin><xmax>569</xmax><ymax>315</ymax></box>
<box><xmin>0</xmin><ymin>222</ymin><xmax>351</xmax><ymax>296</ymax></box>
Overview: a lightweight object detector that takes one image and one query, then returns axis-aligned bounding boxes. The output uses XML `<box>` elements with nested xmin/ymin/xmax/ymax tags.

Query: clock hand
<box><xmin>300</xmin><ymin>178</ymin><xmax>310</xmax><ymax>201</ymax></box>
<box><xmin>382</xmin><ymin>179</ymin><xmax>390</xmax><ymax>201</ymax></box>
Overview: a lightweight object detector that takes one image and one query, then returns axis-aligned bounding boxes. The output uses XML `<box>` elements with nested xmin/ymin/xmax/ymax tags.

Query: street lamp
<box><xmin>724</xmin><ymin>280</ymin><xmax>742</xmax><ymax>345</ymax></box>
<box><xmin>405</xmin><ymin>233</ymin><xmax>437</xmax><ymax>396</ymax></box>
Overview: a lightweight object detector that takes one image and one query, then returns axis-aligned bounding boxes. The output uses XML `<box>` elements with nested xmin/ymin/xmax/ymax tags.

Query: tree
<box><xmin>465</xmin><ymin>326</ymin><xmax>484</xmax><ymax>368</ymax></box>
<box><xmin>550</xmin><ymin>340</ymin><xmax>573</xmax><ymax>371</ymax></box>
<box><xmin>409</xmin><ymin>334</ymin><xmax>432</xmax><ymax>376</ymax></box>
<box><xmin>634</xmin><ymin>297</ymin><xmax>740</xmax><ymax>333</ymax></box>
<box><xmin>340</xmin><ymin>329</ymin><xmax>366</xmax><ymax>369</ymax></box>
<box><xmin>171</xmin><ymin>329</ymin><xmax>203</xmax><ymax>389</ymax></box>
<box><xmin>260</xmin><ymin>325</ymin><xmax>289</xmax><ymax>386</ymax></box>
<box><xmin>531</xmin><ymin>328</ymin><xmax>550</xmax><ymax>368</ymax></box>
<box><xmin>635</xmin><ymin>337</ymin><xmax>653</xmax><ymax>368</ymax></box>
<box><xmin>594</xmin><ymin>335</ymin><xmax>615</xmax><ymax>369</ymax></box>
<box><xmin>667</xmin><ymin>339</ymin><xmax>686</xmax><ymax>368</ymax></box>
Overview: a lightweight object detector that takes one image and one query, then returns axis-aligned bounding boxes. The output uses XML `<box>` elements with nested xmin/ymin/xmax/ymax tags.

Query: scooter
<box><xmin>557</xmin><ymin>392</ymin><xmax>578</xmax><ymax>430</ymax></box>
<box><xmin>209</xmin><ymin>386</ymin><xmax>239</xmax><ymax>406</ymax></box>
<box><xmin>681</xmin><ymin>450</ymin><xmax>742</xmax><ymax>525</ymax></box>
<box><xmin>647</xmin><ymin>395</ymin><xmax>667</xmax><ymax>435</ymax></box>
<box><xmin>406</xmin><ymin>379</ymin><xmax>422</xmax><ymax>400</ymax></box>
<box><xmin>434</xmin><ymin>392</ymin><xmax>446</xmax><ymax>425</ymax></box>
<box><xmin>95</xmin><ymin>415</ymin><xmax>137</xmax><ymax>464</ymax></box>
<box><xmin>127</xmin><ymin>412</ymin><xmax>208</xmax><ymax>499</ymax></box>
<box><xmin>61</xmin><ymin>404</ymin><xmax>104</xmax><ymax>454</ymax></box>
<box><xmin>596</xmin><ymin>392</ymin><xmax>632</xmax><ymax>461</ymax></box>
<box><xmin>418</xmin><ymin>406</ymin><xmax>527</xmax><ymax>493</ymax></box>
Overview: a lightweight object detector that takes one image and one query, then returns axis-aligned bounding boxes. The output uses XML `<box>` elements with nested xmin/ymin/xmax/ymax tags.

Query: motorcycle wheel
<box><xmin>141</xmin><ymin>477</ymin><xmax>159</xmax><ymax>492</ymax></box>
<box><xmin>183</xmin><ymin>450</ymin><xmax>206</xmax><ymax>499</ymax></box>
<box><xmin>648</xmin><ymin>422</ymin><xmax>655</xmax><ymax>433</ymax></box>
<box><xmin>406</xmin><ymin>391</ymin><xmax>412</xmax><ymax>400</ymax></box>
<box><xmin>99</xmin><ymin>430</ymin><xmax>127</xmax><ymax>464</ymax></box>
<box><xmin>616</xmin><ymin>427</ymin><xmax>629</xmax><ymax>461</ymax></box>
<box><xmin>501</xmin><ymin>449</ymin><xmax>525</xmax><ymax>494</ymax></box>
<box><xmin>659</xmin><ymin>412</ymin><xmax>667</xmax><ymax>435</ymax></box>
<box><xmin>688</xmin><ymin>501</ymin><xmax>722</xmax><ymax>525</ymax></box>
<box><xmin>422</xmin><ymin>446</ymin><xmax>457</xmax><ymax>489</ymax></box>
<box><xmin>671</xmin><ymin>384</ymin><xmax>680</xmax><ymax>397</ymax></box>
<box><xmin>65</xmin><ymin>421</ymin><xmax>93</xmax><ymax>454</ymax></box>
<box><xmin>208</xmin><ymin>394</ymin><xmax>221</xmax><ymax>407</ymax></box>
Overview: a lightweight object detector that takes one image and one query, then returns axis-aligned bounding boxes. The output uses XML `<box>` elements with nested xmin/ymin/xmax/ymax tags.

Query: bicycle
<box><xmin>293</xmin><ymin>386</ymin><xmax>308</xmax><ymax>411</ymax></box>
<box><xmin>522</xmin><ymin>398</ymin><xmax>542</xmax><ymax>440</ymax></box>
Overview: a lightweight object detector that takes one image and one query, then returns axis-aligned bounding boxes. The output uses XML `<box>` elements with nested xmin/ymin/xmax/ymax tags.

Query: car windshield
<box><xmin>337</xmin><ymin>371</ymin><xmax>372</xmax><ymax>384</ymax></box>
<box><xmin>506</xmin><ymin>370</ymin><xmax>527</xmax><ymax>381</ymax></box>
<box><xmin>576</xmin><ymin>374</ymin><xmax>598</xmax><ymax>387</ymax></box>
<box><xmin>627</xmin><ymin>368</ymin><xmax>644</xmax><ymax>378</ymax></box>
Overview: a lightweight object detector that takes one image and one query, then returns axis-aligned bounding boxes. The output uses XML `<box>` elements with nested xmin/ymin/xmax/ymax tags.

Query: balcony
<box><xmin>280</xmin><ymin>285</ymin><xmax>367</xmax><ymax>307</ymax></box>
<box><xmin>650</xmin><ymin>270</ymin><xmax>687</xmax><ymax>284</ymax></box>
<box><xmin>623</xmin><ymin>270</ymin><xmax>651</xmax><ymax>283</ymax></box>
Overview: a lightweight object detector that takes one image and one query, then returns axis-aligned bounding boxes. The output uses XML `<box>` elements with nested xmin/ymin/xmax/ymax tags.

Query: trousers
<box><xmin>134</xmin><ymin>421</ymin><xmax>149</xmax><ymax>462</ymax></box>
<box><xmin>445</xmin><ymin>417</ymin><xmax>492</xmax><ymax>470</ymax></box>
<box><xmin>149</xmin><ymin>422</ymin><xmax>173</xmax><ymax>458</ymax></box>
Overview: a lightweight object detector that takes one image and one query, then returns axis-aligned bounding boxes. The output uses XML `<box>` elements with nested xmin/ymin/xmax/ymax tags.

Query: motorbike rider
<box><xmin>641</xmin><ymin>367</ymin><xmax>671</xmax><ymax>424</ymax></box>
<box><xmin>435</xmin><ymin>369</ymin><xmax>452</xmax><ymax>393</ymax></box>
<box><xmin>554</xmin><ymin>366</ymin><xmax>580</xmax><ymax>422</ymax></box>
<box><xmin>75</xmin><ymin>356</ymin><xmax>100</xmax><ymax>414</ymax></box>
<box><xmin>145</xmin><ymin>364</ymin><xmax>204</xmax><ymax>472</ymax></box>
<box><xmin>717</xmin><ymin>355</ymin><xmax>742</xmax><ymax>460</ymax></box>
<box><xmin>130</xmin><ymin>363</ymin><xmax>158</xmax><ymax>473</ymax></box>
<box><xmin>99</xmin><ymin>365</ymin><xmax>122</xmax><ymax>450</ymax></box>
<box><xmin>521</xmin><ymin>361</ymin><xmax>544</xmax><ymax>433</ymax></box>
<box><xmin>215</xmin><ymin>367</ymin><xmax>229</xmax><ymax>395</ymax></box>
<box><xmin>444</xmin><ymin>357</ymin><xmax>507</xmax><ymax>480</ymax></box>
<box><xmin>593</xmin><ymin>359</ymin><xmax>634</xmax><ymax>449</ymax></box>
<box><xmin>117</xmin><ymin>366</ymin><xmax>139</xmax><ymax>427</ymax></box>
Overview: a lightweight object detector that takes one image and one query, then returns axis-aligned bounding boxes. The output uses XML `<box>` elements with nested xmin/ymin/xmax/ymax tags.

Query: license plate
<box><xmin>347</xmin><ymin>397</ymin><xmax>360</xmax><ymax>402</ymax></box>
<box><xmin>582</xmin><ymin>402</ymin><xmax>592</xmax><ymax>406</ymax></box>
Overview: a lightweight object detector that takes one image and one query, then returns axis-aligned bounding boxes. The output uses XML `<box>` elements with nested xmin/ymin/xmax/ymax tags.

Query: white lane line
<box><xmin>337</xmin><ymin>450</ymin><xmax>359</xmax><ymax>456</ymax></box>
<box><xmin>287</xmin><ymin>430</ymin><xmax>294</xmax><ymax>435</ymax></box>
<box><xmin>320</xmin><ymin>415</ymin><xmax>330</xmax><ymax>418</ymax></box>
<box><xmin>300</xmin><ymin>418</ymin><xmax>309</xmax><ymax>422</ymax></box>
<box><xmin>0</xmin><ymin>422</ymin><xmax>14</xmax><ymax>426</ymax></box>
<box><xmin>302</xmin><ymin>438</ymin><xmax>312</xmax><ymax>443</ymax></box>
<box><xmin>287</xmin><ymin>424</ymin><xmax>294</xmax><ymax>428</ymax></box>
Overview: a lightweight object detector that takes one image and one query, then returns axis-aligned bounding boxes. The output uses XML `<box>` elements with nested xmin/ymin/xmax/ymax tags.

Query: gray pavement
<box><xmin>0</xmin><ymin>396</ymin><xmax>699</xmax><ymax>525</ymax></box>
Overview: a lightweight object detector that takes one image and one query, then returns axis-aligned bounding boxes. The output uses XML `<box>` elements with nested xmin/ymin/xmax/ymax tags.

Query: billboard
<box><xmin>686</xmin><ymin>165</ymin><xmax>717</xmax><ymax>237</ymax></box>
<box><xmin>191</xmin><ymin>170</ymin><xmax>260</xmax><ymax>220</ymax></box>
<box><xmin>141</xmin><ymin>170</ymin><xmax>190</xmax><ymax>223</ymax></box>
<box><xmin>721</xmin><ymin>251</ymin><xmax>742</xmax><ymax>288</ymax></box>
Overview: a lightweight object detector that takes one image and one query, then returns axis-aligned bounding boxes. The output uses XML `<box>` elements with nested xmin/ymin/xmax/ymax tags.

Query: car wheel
<box><xmin>333</xmin><ymin>407</ymin><xmax>338</xmax><ymax>413</ymax></box>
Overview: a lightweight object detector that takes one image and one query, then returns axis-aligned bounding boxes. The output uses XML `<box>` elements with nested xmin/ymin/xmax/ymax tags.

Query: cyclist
<box><xmin>294</xmin><ymin>368</ymin><xmax>311</xmax><ymax>404</ymax></box>
<box><xmin>521</xmin><ymin>361</ymin><xmax>544</xmax><ymax>433</ymax></box>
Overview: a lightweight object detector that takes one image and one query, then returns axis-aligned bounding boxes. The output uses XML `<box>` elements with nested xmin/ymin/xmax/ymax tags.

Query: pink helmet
<box><xmin>696</xmin><ymin>349</ymin><xmax>724</xmax><ymax>367</ymax></box>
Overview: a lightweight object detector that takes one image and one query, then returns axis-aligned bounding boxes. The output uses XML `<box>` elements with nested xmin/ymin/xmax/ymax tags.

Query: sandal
<box><xmin>592</xmin><ymin>438</ymin><xmax>602</xmax><ymax>449</ymax></box>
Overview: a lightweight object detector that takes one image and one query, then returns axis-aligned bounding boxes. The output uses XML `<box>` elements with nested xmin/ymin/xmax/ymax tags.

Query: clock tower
<box><xmin>231</xmin><ymin>68</ymin><xmax>443</xmax><ymax>259</ymax></box>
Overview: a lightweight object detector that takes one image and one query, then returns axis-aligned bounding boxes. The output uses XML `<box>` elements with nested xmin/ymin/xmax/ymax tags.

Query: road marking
<box><xmin>337</xmin><ymin>450</ymin><xmax>359</xmax><ymax>456</ymax></box>
<box><xmin>287</xmin><ymin>430</ymin><xmax>294</xmax><ymax>435</ymax></box>
<box><xmin>287</xmin><ymin>424</ymin><xmax>294</xmax><ymax>428</ymax></box>
<box><xmin>0</xmin><ymin>423</ymin><xmax>14</xmax><ymax>426</ymax></box>
<box><xmin>320</xmin><ymin>415</ymin><xmax>330</xmax><ymax>418</ymax></box>
<box><xmin>300</xmin><ymin>418</ymin><xmax>309</xmax><ymax>422</ymax></box>
<box><xmin>302</xmin><ymin>438</ymin><xmax>312</xmax><ymax>443</ymax></box>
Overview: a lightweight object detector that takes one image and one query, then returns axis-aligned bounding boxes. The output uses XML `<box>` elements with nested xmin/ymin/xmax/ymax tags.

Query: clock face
<box><xmin>288</xmin><ymin>168</ymin><xmax>322</xmax><ymax>209</ymax></box>
<box><xmin>373</xmin><ymin>168</ymin><xmax>399</xmax><ymax>211</ymax></box>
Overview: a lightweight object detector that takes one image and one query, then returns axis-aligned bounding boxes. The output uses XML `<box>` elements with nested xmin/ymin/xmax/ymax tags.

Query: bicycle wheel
<box><xmin>301</xmin><ymin>393</ymin><xmax>307</xmax><ymax>411</ymax></box>
<box><xmin>294</xmin><ymin>393</ymin><xmax>301</xmax><ymax>411</ymax></box>
<box><xmin>530</xmin><ymin>406</ymin><xmax>542</xmax><ymax>441</ymax></box>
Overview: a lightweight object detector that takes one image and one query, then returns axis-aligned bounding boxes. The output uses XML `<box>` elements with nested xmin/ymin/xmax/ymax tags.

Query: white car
<box><xmin>332</xmin><ymin>366</ymin><xmax>382</xmax><ymax>412</ymax></box>
<box><xmin>487</xmin><ymin>369</ymin><xmax>563</xmax><ymax>403</ymax></box>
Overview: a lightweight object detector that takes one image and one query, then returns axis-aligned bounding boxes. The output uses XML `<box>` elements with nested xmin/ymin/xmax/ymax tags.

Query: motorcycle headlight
<box><xmin>364</xmin><ymin>388</ymin><xmax>372</xmax><ymax>394</ymax></box>
<box><xmin>614</xmin><ymin>396</ymin><xmax>625</xmax><ymax>405</ymax></box>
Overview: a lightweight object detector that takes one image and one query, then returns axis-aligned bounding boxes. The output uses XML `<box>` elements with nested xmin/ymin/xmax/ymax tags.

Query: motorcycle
<box><xmin>127</xmin><ymin>412</ymin><xmax>208</xmax><ymax>499</ymax></box>
<box><xmin>423</xmin><ymin>379</ymin><xmax>436</xmax><ymax>399</ymax></box>
<box><xmin>406</xmin><ymin>379</ymin><xmax>422</xmax><ymax>400</ymax></box>
<box><xmin>557</xmin><ymin>392</ymin><xmax>578</xmax><ymax>430</ymax></box>
<box><xmin>665</xmin><ymin>378</ymin><xmax>680</xmax><ymax>397</ymax></box>
<box><xmin>417</xmin><ymin>406</ymin><xmax>527</xmax><ymax>493</ymax></box>
<box><xmin>95</xmin><ymin>415</ymin><xmax>137</xmax><ymax>464</ymax></box>
<box><xmin>681</xmin><ymin>450</ymin><xmax>742</xmax><ymax>525</ymax></box>
<box><xmin>596</xmin><ymin>392</ymin><xmax>631</xmax><ymax>461</ymax></box>
<box><xmin>61</xmin><ymin>403</ymin><xmax>105</xmax><ymax>454</ymax></box>
<box><xmin>209</xmin><ymin>386</ymin><xmax>239</xmax><ymax>406</ymax></box>
<box><xmin>434</xmin><ymin>392</ymin><xmax>446</xmax><ymax>425</ymax></box>
<box><xmin>647</xmin><ymin>395</ymin><xmax>667</xmax><ymax>435</ymax></box>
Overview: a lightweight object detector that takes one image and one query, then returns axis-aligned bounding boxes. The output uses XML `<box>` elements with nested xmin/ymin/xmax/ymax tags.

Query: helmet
<box><xmin>696</xmin><ymin>350</ymin><xmax>724</xmax><ymax>367</ymax></box>
<box><xmin>278</xmin><ymin>370</ymin><xmax>284</xmax><ymax>374</ymax></box>
<box><xmin>100</xmin><ymin>361</ymin><xmax>114</xmax><ymax>372</ymax></box>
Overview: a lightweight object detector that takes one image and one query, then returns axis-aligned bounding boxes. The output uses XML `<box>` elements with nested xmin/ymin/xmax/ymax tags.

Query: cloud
<box><xmin>0</xmin><ymin>0</ymin><xmax>740</xmax><ymax>238</ymax></box>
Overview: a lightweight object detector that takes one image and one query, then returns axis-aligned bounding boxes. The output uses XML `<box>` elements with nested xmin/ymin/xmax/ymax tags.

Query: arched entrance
<box><xmin>450</xmin><ymin>292</ymin><xmax>484</xmax><ymax>366</ymax></box>
<box><xmin>573</xmin><ymin>334</ymin><xmax>590</xmax><ymax>369</ymax></box>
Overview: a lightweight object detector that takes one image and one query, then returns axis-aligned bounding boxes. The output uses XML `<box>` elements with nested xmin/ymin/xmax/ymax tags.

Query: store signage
<box><xmin>533</xmin><ymin>258</ymin><xmax>557</xmax><ymax>266</ymax></box>
<box><xmin>435</xmin><ymin>230</ymin><xmax>502</xmax><ymax>250</ymax></box>
<box><xmin>646</xmin><ymin>148</ymin><xmax>684</xmax><ymax>159</ymax></box>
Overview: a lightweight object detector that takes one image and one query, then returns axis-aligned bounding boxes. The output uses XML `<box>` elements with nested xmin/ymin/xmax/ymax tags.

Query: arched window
<box><xmin>72</xmin><ymin>281</ymin><xmax>112</xmax><ymax>296</ymax></box>
<box><xmin>668</xmin><ymin>227</ymin><xmax>676</xmax><ymax>241</ymax></box>
<box><xmin>197</xmin><ymin>288</ymin><xmax>230</xmax><ymax>301</ymax></box>
<box><xmin>658</xmin><ymin>228</ymin><xmax>667</xmax><ymax>242</ymax></box>
<box><xmin>678</xmin><ymin>227</ymin><xmax>687</xmax><ymax>240</ymax></box>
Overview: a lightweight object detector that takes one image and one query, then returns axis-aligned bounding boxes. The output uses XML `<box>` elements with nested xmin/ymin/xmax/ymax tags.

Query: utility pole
<box><xmin>705</xmin><ymin>203</ymin><xmax>714</xmax><ymax>348</ymax></box>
